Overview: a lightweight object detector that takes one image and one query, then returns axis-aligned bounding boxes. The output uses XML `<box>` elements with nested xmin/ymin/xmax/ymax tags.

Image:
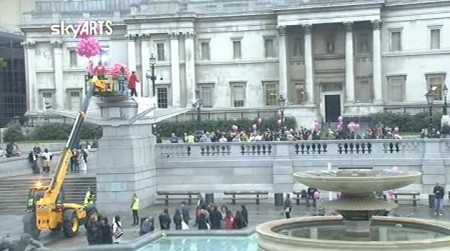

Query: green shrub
<box><xmin>3</xmin><ymin>124</ymin><xmax>26</xmax><ymax>143</ymax></box>
<box><xmin>370</xmin><ymin>111</ymin><xmax>442</xmax><ymax>132</ymax></box>
<box><xmin>29</xmin><ymin>122</ymin><xmax>102</xmax><ymax>141</ymax></box>
<box><xmin>155</xmin><ymin>116</ymin><xmax>297</xmax><ymax>137</ymax></box>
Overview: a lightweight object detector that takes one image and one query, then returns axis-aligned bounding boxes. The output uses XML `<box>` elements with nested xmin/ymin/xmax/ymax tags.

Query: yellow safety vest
<box><xmin>187</xmin><ymin>135</ymin><xmax>195</xmax><ymax>144</ymax></box>
<box><xmin>132</xmin><ymin>197</ymin><xmax>140</xmax><ymax>210</ymax></box>
<box><xmin>27</xmin><ymin>198</ymin><xmax>34</xmax><ymax>207</ymax></box>
<box><xmin>84</xmin><ymin>191</ymin><xmax>92</xmax><ymax>205</ymax></box>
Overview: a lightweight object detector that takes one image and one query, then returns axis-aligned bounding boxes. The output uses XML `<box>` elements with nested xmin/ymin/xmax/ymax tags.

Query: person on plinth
<box><xmin>128</xmin><ymin>71</ymin><xmax>139</xmax><ymax>97</ymax></box>
<box><xmin>131</xmin><ymin>193</ymin><xmax>140</xmax><ymax>226</ymax></box>
<box><xmin>94</xmin><ymin>61</ymin><xmax>106</xmax><ymax>79</ymax></box>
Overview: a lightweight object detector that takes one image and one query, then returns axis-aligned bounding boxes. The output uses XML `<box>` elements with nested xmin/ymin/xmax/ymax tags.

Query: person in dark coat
<box><xmin>159</xmin><ymin>208</ymin><xmax>171</xmax><ymax>230</ymax></box>
<box><xmin>197</xmin><ymin>213</ymin><xmax>208</xmax><ymax>230</ymax></box>
<box><xmin>140</xmin><ymin>217</ymin><xmax>154</xmax><ymax>236</ymax></box>
<box><xmin>180</xmin><ymin>202</ymin><xmax>191</xmax><ymax>225</ymax></box>
<box><xmin>173</xmin><ymin>209</ymin><xmax>183</xmax><ymax>230</ymax></box>
<box><xmin>102</xmin><ymin>216</ymin><xmax>113</xmax><ymax>244</ymax></box>
<box><xmin>94</xmin><ymin>214</ymin><xmax>105</xmax><ymax>245</ymax></box>
<box><xmin>233</xmin><ymin>210</ymin><xmax>245</xmax><ymax>229</ymax></box>
<box><xmin>85</xmin><ymin>215</ymin><xmax>98</xmax><ymax>245</ymax></box>
<box><xmin>209</xmin><ymin>204</ymin><xmax>222</xmax><ymax>229</ymax></box>
<box><xmin>240</xmin><ymin>205</ymin><xmax>248</xmax><ymax>227</ymax></box>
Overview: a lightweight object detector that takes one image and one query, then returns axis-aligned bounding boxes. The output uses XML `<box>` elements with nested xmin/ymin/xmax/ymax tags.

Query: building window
<box><xmin>355</xmin><ymin>78</ymin><xmax>373</xmax><ymax>103</ymax></box>
<box><xmin>230</xmin><ymin>82</ymin><xmax>246</xmax><ymax>107</ymax></box>
<box><xmin>156</xmin><ymin>43</ymin><xmax>165</xmax><ymax>61</ymax></box>
<box><xmin>264</xmin><ymin>38</ymin><xmax>275</xmax><ymax>58</ymax></box>
<box><xmin>291</xmin><ymin>37</ymin><xmax>303</xmax><ymax>57</ymax></box>
<box><xmin>387</xmin><ymin>76</ymin><xmax>406</xmax><ymax>102</ymax></box>
<box><xmin>157</xmin><ymin>87</ymin><xmax>168</xmax><ymax>108</ymax></box>
<box><xmin>69</xmin><ymin>91</ymin><xmax>81</xmax><ymax>111</ymax></box>
<box><xmin>430</xmin><ymin>29</ymin><xmax>441</xmax><ymax>50</ymax></box>
<box><xmin>199</xmin><ymin>84</ymin><xmax>213</xmax><ymax>108</ymax></box>
<box><xmin>233</xmin><ymin>40</ymin><xmax>241</xmax><ymax>59</ymax></box>
<box><xmin>390</xmin><ymin>30</ymin><xmax>402</xmax><ymax>51</ymax></box>
<box><xmin>357</xmin><ymin>34</ymin><xmax>370</xmax><ymax>53</ymax></box>
<box><xmin>69</xmin><ymin>50</ymin><xmax>77</xmax><ymax>67</ymax></box>
<box><xmin>293</xmin><ymin>82</ymin><xmax>306</xmax><ymax>104</ymax></box>
<box><xmin>41</xmin><ymin>91</ymin><xmax>55</xmax><ymax>110</ymax></box>
<box><xmin>263</xmin><ymin>81</ymin><xmax>279</xmax><ymax>106</ymax></box>
<box><xmin>201</xmin><ymin>42</ymin><xmax>210</xmax><ymax>60</ymax></box>
<box><xmin>427</xmin><ymin>74</ymin><xmax>446</xmax><ymax>101</ymax></box>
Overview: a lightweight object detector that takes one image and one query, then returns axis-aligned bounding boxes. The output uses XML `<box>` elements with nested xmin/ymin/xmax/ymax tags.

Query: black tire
<box><xmin>22</xmin><ymin>213</ymin><xmax>40</xmax><ymax>239</ymax></box>
<box><xmin>63</xmin><ymin>209</ymin><xmax>79</xmax><ymax>238</ymax></box>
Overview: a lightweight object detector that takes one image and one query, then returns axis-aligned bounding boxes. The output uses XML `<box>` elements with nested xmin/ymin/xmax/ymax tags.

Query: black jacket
<box><xmin>210</xmin><ymin>210</ymin><xmax>222</xmax><ymax>229</ymax></box>
<box><xmin>434</xmin><ymin>186</ymin><xmax>445</xmax><ymax>199</ymax></box>
<box><xmin>159</xmin><ymin>213</ymin><xmax>171</xmax><ymax>230</ymax></box>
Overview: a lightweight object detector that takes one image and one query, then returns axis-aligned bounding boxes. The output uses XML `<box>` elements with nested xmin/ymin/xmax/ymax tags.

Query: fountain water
<box><xmin>257</xmin><ymin>167</ymin><xmax>450</xmax><ymax>251</ymax></box>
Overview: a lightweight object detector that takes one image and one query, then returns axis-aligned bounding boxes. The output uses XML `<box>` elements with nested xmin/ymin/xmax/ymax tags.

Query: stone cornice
<box><xmin>21</xmin><ymin>41</ymin><xmax>36</xmax><ymax>48</ymax></box>
<box><xmin>50</xmin><ymin>40</ymin><xmax>63</xmax><ymax>47</ymax></box>
<box><xmin>274</xmin><ymin>1</ymin><xmax>384</xmax><ymax>14</ymax></box>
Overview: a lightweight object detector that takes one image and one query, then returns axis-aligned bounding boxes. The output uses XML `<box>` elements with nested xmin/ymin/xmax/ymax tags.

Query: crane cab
<box><xmin>85</xmin><ymin>74</ymin><xmax>128</xmax><ymax>97</ymax></box>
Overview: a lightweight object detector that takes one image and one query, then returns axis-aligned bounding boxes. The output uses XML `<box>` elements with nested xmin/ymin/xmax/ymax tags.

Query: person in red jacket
<box><xmin>94</xmin><ymin>61</ymin><xmax>106</xmax><ymax>79</ymax></box>
<box><xmin>223</xmin><ymin>209</ymin><xmax>235</xmax><ymax>230</ymax></box>
<box><xmin>128</xmin><ymin>71</ymin><xmax>139</xmax><ymax>97</ymax></box>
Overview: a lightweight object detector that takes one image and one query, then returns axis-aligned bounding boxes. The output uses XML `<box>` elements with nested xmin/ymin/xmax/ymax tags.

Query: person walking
<box><xmin>128</xmin><ymin>71</ymin><xmax>139</xmax><ymax>97</ymax></box>
<box><xmin>180</xmin><ymin>201</ymin><xmax>191</xmax><ymax>225</ymax></box>
<box><xmin>131</xmin><ymin>193</ymin><xmax>140</xmax><ymax>226</ymax></box>
<box><xmin>433</xmin><ymin>182</ymin><xmax>445</xmax><ymax>216</ymax></box>
<box><xmin>40</xmin><ymin>149</ymin><xmax>52</xmax><ymax>174</ymax></box>
<box><xmin>84</xmin><ymin>187</ymin><xmax>94</xmax><ymax>206</ymax></box>
<box><xmin>102</xmin><ymin>216</ymin><xmax>113</xmax><ymax>244</ymax></box>
<box><xmin>284</xmin><ymin>193</ymin><xmax>292</xmax><ymax>219</ymax></box>
<box><xmin>112</xmin><ymin>215</ymin><xmax>123</xmax><ymax>244</ymax></box>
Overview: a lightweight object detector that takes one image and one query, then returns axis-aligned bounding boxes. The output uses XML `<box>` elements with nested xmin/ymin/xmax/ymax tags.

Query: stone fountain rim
<box><xmin>256</xmin><ymin>216</ymin><xmax>450</xmax><ymax>249</ymax></box>
<box><xmin>293</xmin><ymin>171</ymin><xmax>422</xmax><ymax>181</ymax></box>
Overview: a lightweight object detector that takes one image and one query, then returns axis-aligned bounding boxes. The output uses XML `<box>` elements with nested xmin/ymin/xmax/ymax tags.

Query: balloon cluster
<box><xmin>312</xmin><ymin>120</ymin><xmax>320</xmax><ymax>131</ymax></box>
<box><xmin>110</xmin><ymin>63</ymin><xmax>131</xmax><ymax>77</ymax></box>
<box><xmin>76</xmin><ymin>36</ymin><xmax>101</xmax><ymax>58</ymax></box>
<box><xmin>347</xmin><ymin>122</ymin><xmax>360</xmax><ymax>132</ymax></box>
<box><xmin>337</xmin><ymin>116</ymin><xmax>344</xmax><ymax>130</ymax></box>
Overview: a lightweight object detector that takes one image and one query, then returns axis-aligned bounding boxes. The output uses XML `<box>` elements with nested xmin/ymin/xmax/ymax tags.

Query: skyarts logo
<box><xmin>50</xmin><ymin>20</ymin><xmax>113</xmax><ymax>38</ymax></box>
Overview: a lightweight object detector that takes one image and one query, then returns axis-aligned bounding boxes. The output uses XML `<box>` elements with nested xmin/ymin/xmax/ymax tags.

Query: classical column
<box><xmin>372</xmin><ymin>20</ymin><xmax>382</xmax><ymax>103</ymax></box>
<box><xmin>140</xmin><ymin>34</ymin><xmax>150</xmax><ymax>97</ymax></box>
<box><xmin>184</xmin><ymin>32</ymin><xmax>196</xmax><ymax>106</ymax></box>
<box><xmin>345</xmin><ymin>22</ymin><xmax>355</xmax><ymax>103</ymax></box>
<box><xmin>170</xmin><ymin>32</ymin><xmax>181</xmax><ymax>107</ymax></box>
<box><xmin>22</xmin><ymin>41</ymin><xmax>37</xmax><ymax>113</ymax></box>
<box><xmin>127</xmin><ymin>34</ymin><xmax>137</xmax><ymax>73</ymax></box>
<box><xmin>303</xmin><ymin>24</ymin><xmax>315</xmax><ymax>104</ymax></box>
<box><xmin>278</xmin><ymin>26</ymin><xmax>289</xmax><ymax>99</ymax></box>
<box><xmin>51</xmin><ymin>40</ymin><xmax>64</xmax><ymax>109</ymax></box>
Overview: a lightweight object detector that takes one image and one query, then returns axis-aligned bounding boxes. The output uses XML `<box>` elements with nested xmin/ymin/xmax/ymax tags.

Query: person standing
<box><xmin>84</xmin><ymin>187</ymin><xmax>94</xmax><ymax>206</ymax></box>
<box><xmin>284</xmin><ymin>193</ymin><xmax>292</xmax><ymax>219</ymax></box>
<box><xmin>131</xmin><ymin>193</ymin><xmax>140</xmax><ymax>226</ymax></box>
<box><xmin>433</xmin><ymin>183</ymin><xmax>445</xmax><ymax>216</ymax></box>
<box><xmin>112</xmin><ymin>215</ymin><xmax>123</xmax><ymax>244</ymax></box>
<box><xmin>159</xmin><ymin>208</ymin><xmax>171</xmax><ymax>230</ymax></box>
<box><xmin>173</xmin><ymin>209</ymin><xmax>183</xmax><ymax>230</ymax></box>
<box><xmin>40</xmin><ymin>149</ymin><xmax>52</xmax><ymax>174</ymax></box>
<box><xmin>102</xmin><ymin>216</ymin><xmax>113</xmax><ymax>244</ymax></box>
<box><xmin>180</xmin><ymin>201</ymin><xmax>191</xmax><ymax>226</ymax></box>
<box><xmin>209</xmin><ymin>204</ymin><xmax>223</xmax><ymax>229</ymax></box>
<box><xmin>128</xmin><ymin>71</ymin><xmax>139</xmax><ymax>97</ymax></box>
<box><xmin>94</xmin><ymin>61</ymin><xmax>106</xmax><ymax>79</ymax></box>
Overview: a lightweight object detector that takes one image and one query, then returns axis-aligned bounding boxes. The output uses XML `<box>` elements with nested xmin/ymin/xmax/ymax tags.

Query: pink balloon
<box><xmin>347</xmin><ymin>123</ymin><xmax>352</xmax><ymax>129</ymax></box>
<box><xmin>355</xmin><ymin>124</ymin><xmax>360</xmax><ymax>130</ymax></box>
<box><xmin>231</xmin><ymin>125</ymin><xmax>238</xmax><ymax>131</ymax></box>
<box><xmin>338</xmin><ymin>116</ymin><xmax>343</xmax><ymax>122</ymax></box>
<box><xmin>337</xmin><ymin>124</ymin><xmax>342</xmax><ymax>129</ymax></box>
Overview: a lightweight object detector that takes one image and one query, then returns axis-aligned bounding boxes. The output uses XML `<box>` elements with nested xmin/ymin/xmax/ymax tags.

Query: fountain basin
<box><xmin>257</xmin><ymin>216</ymin><xmax>450</xmax><ymax>251</ymax></box>
<box><xmin>293</xmin><ymin>170</ymin><xmax>421</xmax><ymax>194</ymax></box>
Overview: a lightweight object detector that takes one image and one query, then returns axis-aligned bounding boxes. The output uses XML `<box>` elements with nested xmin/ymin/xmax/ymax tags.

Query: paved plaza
<box><xmin>0</xmin><ymin>200</ymin><xmax>448</xmax><ymax>250</ymax></box>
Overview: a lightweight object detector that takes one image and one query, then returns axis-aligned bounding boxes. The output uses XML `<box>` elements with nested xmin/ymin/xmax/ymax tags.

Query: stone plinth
<box><xmin>98</xmin><ymin>97</ymin><xmax>138</xmax><ymax>120</ymax></box>
<box><xmin>96</xmin><ymin>123</ymin><xmax>156</xmax><ymax>213</ymax></box>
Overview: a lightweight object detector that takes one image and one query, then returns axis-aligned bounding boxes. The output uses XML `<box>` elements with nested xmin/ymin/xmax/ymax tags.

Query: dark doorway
<box><xmin>325</xmin><ymin>94</ymin><xmax>341</xmax><ymax>122</ymax></box>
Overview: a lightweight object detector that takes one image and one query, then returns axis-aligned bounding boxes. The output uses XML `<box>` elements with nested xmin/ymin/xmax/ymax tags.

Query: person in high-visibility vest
<box><xmin>84</xmin><ymin>187</ymin><xmax>94</xmax><ymax>206</ymax></box>
<box><xmin>27</xmin><ymin>197</ymin><xmax>35</xmax><ymax>211</ymax></box>
<box><xmin>131</xmin><ymin>193</ymin><xmax>140</xmax><ymax>226</ymax></box>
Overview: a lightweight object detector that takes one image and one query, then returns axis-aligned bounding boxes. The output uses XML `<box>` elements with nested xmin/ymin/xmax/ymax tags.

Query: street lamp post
<box><xmin>146</xmin><ymin>54</ymin><xmax>157</xmax><ymax>98</ymax></box>
<box><xmin>192</xmin><ymin>90</ymin><xmax>203</xmax><ymax>131</ymax></box>
<box><xmin>443</xmin><ymin>85</ymin><xmax>448</xmax><ymax>116</ymax></box>
<box><xmin>278</xmin><ymin>95</ymin><xmax>287</xmax><ymax>138</ymax></box>
<box><xmin>425</xmin><ymin>89</ymin><xmax>436</xmax><ymax>130</ymax></box>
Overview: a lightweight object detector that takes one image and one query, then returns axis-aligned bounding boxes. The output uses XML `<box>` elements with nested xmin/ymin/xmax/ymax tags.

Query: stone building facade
<box><xmin>20</xmin><ymin>0</ymin><xmax>450</xmax><ymax>126</ymax></box>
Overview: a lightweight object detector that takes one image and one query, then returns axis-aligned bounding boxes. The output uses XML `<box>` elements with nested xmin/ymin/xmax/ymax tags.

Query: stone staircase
<box><xmin>0</xmin><ymin>175</ymin><xmax>96</xmax><ymax>215</ymax></box>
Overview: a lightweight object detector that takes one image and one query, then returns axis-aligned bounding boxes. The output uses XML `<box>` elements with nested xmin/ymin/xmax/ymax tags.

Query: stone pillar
<box><xmin>140</xmin><ymin>34</ymin><xmax>150</xmax><ymax>97</ymax></box>
<box><xmin>278</xmin><ymin>26</ymin><xmax>289</xmax><ymax>99</ymax></box>
<box><xmin>303</xmin><ymin>24</ymin><xmax>314</xmax><ymax>104</ymax></box>
<box><xmin>170</xmin><ymin>32</ymin><xmax>181</xmax><ymax>107</ymax></box>
<box><xmin>96</xmin><ymin>100</ymin><xmax>157</xmax><ymax>213</ymax></box>
<box><xmin>51</xmin><ymin>40</ymin><xmax>64</xmax><ymax>109</ymax></box>
<box><xmin>345</xmin><ymin>22</ymin><xmax>355</xmax><ymax>104</ymax></box>
<box><xmin>184</xmin><ymin>32</ymin><xmax>196</xmax><ymax>106</ymax></box>
<box><xmin>372</xmin><ymin>20</ymin><xmax>382</xmax><ymax>103</ymax></box>
<box><xmin>273</xmin><ymin>143</ymin><xmax>293</xmax><ymax>205</ymax></box>
<box><xmin>22</xmin><ymin>41</ymin><xmax>37</xmax><ymax>113</ymax></box>
<box><xmin>127</xmin><ymin>34</ymin><xmax>137</xmax><ymax>73</ymax></box>
<box><xmin>421</xmin><ymin>139</ymin><xmax>445</xmax><ymax>193</ymax></box>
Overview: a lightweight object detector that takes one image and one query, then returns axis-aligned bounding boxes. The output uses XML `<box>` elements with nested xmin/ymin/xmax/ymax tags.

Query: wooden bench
<box><xmin>393</xmin><ymin>191</ymin><xmax>421</xmax><ymax>206</ymax></box>
<box><xmin>223</xmin><ymin>191</ymin><xmax>269</xmax><ymax>205</ymax></box>
<box><xmin>156</xmin><ymin>191</ymin><xmax>199</xmax><ymax>205</ymax></box>
<box><xmin>293</xmin><ymin>190</ymin><xmax>309</xmax><ymax>205</ymax></box>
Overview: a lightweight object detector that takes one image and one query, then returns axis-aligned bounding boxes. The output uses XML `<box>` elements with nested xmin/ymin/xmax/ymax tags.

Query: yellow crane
<box><xmin>23</xmin><ymin>75</ymin><xmax>125</xmax><ymax>238</ymax></box>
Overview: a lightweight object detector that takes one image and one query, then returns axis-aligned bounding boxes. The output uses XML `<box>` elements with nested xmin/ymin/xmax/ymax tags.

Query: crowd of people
<box><xmin>165</xmin><ymin>125</ymin><xmax>405</xmax><ymax>144</ymax></box>
<box><xmin>26</xmin><ymin>146</ymin><xmax>89</xmax><ymax>174</ymax></box>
